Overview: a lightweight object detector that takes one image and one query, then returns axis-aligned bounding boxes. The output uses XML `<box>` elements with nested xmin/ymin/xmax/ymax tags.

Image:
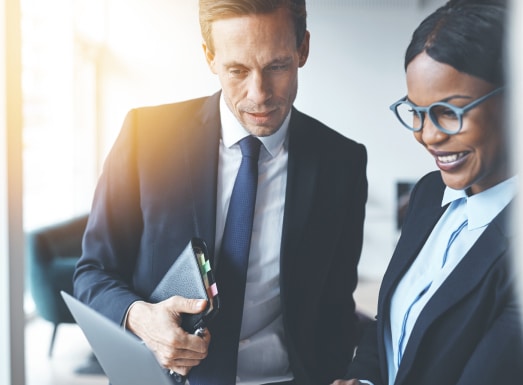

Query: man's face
<box><xmin>203</xmin><ymin>7</ymin><xmax>309</xmax><ymax>137</ymax></box>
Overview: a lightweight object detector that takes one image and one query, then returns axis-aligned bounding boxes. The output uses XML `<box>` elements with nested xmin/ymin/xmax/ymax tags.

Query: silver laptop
<box><xmin>61</xmin><ymin>291</ymin><xmax>174</xmax><ymax>385</ymax></box>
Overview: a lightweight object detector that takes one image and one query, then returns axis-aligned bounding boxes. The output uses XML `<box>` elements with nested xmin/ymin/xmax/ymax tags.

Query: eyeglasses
<box><xmin>389</xmin><ymin>87</ymin><xmax>505</xmax><ymax>135</ymax></box>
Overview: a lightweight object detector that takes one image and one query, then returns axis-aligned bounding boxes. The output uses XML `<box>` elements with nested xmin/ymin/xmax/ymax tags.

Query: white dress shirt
<box><xmin>214</xmin><ymin>94</ymin><xmax>293</xmax><ymax>384</ymax></box>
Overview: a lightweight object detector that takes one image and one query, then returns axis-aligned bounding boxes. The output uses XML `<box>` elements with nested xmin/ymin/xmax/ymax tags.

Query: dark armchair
<box><xmin>26</xmin><ymin>214</ymin><xmax>89</xmax><ymax>357</ymax></box>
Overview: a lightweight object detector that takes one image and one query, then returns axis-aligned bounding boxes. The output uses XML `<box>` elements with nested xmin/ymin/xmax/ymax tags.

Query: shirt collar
<box><xmin>441</xmin><ymin>176</ymin><xmax>518</xmax><ymax>230</ymax></box>
<box><xmin>219</xmin><ymin>93</ymin><xmax>290</xmax><ymax>157</ymax></box>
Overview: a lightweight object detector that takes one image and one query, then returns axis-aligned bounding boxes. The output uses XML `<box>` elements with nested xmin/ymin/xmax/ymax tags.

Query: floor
<box><xmin>24</xmin><ymin>278</ymin><xmax>380</xmax><ymax>385</ymax></box>
<box><xmin>25</xmin><ymin>316</ymin><xmax>109</xmax><ymax>385</ymax></box>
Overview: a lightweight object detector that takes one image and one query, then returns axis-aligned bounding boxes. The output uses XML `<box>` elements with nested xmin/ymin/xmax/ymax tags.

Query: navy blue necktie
<box><xmin>190</xmin><ymin>136</ymin><xmax>261</xmax><ymax>385</ymax></box>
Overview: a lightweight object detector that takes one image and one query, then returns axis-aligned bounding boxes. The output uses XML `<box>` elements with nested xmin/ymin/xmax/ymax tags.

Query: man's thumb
<box><xmin>171</xmin><ymin>296</ymin><xmax>207</xmax><ymax>314</ymax></box>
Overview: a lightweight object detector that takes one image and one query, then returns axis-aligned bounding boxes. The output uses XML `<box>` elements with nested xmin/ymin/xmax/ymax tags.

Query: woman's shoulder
<box><xmin>409</xmin><ymin>171</ymin><xmax>446</xmax><ymax>205</ymax></box>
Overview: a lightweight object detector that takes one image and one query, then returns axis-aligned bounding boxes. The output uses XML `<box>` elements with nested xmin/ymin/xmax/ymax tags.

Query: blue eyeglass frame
<box><xmin>389</xmin><ymin>86</ymin><xmax>505</xmax><ymax>135</ymax></box>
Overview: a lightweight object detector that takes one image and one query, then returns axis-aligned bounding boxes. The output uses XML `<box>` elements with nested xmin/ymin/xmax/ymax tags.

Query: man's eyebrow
<box><xmin>222</xmin><ymin>56</ymin><xmax>293</xmax><ymax>68</ymax></box>
<box><xmin>269</xmin><ymin>56</ymin><xmax>293</xmax><ymax>64</ymax></box>
<box><xmin>221</xmin><ymin>60</ymin><xmax>244</xmax><ymax>68</ymax></box>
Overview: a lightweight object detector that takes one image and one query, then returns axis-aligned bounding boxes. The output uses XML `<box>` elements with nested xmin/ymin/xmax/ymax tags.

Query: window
<box><xmin>21</xmin><ymin>0</ymin><xmax>104</xmax><ymax>231</ymax></box>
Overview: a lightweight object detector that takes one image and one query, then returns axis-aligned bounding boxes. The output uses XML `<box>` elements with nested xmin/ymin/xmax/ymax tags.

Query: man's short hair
<box><xmin>199</xmin><ymin>0</ymin><xmax>307</xmax><ymax>54</ymax></box>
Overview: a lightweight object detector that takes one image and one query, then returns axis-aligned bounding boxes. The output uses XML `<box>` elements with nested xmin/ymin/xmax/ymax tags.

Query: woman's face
<box><xmin>406</xmin><ymin>52</ymin><xmax>507</xmax><ymax>195</ymax></box>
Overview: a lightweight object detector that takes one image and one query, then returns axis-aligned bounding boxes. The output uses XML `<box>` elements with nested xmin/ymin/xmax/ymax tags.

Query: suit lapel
<box><xmin>182</xmin><ymin>92</ymin><xmax>221</xmax><ymax>263</ymax></box>
<box><xmin>376</xmin><ymin>173</ymin><xmax>446</xmax><ymax>382</ymax></box>
<box><xmin>377</xmin><ymin>201</ymin><xmax>445</xmax><ymax>381</ymax></box>
<box><xmin>280</xmin><ymin>109</ymin><xmax>319</xmax><ymax>262</ymax></box>
<box><xmin>379</xmin><ymin>173</ymin><xmax>447</xmax><ymax>314</ymax></box>
<box><xmin>379</xmin><ymin>203</ymin><xmax>445</xmax><ymax>307</ymax></box>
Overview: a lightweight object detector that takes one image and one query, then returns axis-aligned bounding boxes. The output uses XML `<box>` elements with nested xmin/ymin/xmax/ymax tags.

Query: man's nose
<box><xmin>246</xmin><ymin>72</ymin><xmax>272</xmax><ymax>105</ymax></box>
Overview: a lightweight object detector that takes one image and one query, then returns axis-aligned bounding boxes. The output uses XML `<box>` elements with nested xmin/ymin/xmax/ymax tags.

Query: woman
<box><xmin>333</xmin><ymin>0</ymin><xmax>522</xmax><ymax>384</ymax></box>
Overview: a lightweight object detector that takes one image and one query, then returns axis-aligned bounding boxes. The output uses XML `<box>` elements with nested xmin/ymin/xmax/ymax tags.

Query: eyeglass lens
<box><xmin>395</xmin><ymin>102</ymin><xmax>461</xmax><ymax>134</ymax></box>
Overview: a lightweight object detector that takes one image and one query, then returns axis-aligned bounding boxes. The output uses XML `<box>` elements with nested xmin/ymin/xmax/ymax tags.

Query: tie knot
<box><xmin>239</xmin><ymin>136</ymin><xmax>261</xmax><ymax>159</ymax></box>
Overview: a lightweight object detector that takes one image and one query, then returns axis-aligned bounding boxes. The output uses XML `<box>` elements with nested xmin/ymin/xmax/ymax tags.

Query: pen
<box><xmin>170</xmin><ymin>327</ymin><xmax>206</xmax><ymax>383</ymax></box>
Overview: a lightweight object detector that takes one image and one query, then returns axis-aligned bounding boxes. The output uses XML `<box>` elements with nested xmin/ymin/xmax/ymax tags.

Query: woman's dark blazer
<box><xmin>347</xmin><ymin>171</ymin><xmax>523</xmax><ymax>385</ymax></box>
<box><xmin>73</xmin><ymin>91</ymin><xmax>368</xmax><ymax>385</ymax></box>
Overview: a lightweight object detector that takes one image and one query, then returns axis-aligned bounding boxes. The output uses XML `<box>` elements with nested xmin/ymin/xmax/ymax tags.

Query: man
<box><xmin>73</xmin><ymin>1</ymin><xmax>367</xmax><ymax>384</ymax></box>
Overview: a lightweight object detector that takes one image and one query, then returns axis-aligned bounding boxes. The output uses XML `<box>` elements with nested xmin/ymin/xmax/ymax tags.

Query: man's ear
<box><xmin>202</xmin><ymin>42</ymin><xmax>218</xmax><ymax>74</ymax></box>
<box><xmin>298</xmin><ymin>30</ymin><xmax>310</xmax><ymax>68</ymax></box>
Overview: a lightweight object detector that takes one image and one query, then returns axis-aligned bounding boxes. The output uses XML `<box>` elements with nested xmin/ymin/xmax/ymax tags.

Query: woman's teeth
<box><xmin>437</xmin><ymin>152</ymin><xmax>466</xmax><ymax>163</ymax></box>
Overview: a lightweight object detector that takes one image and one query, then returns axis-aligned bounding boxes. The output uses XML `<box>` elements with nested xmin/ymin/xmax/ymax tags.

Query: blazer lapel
<box><xmin>394</xmin><ymin>206</ymin><xmax>511</xmax><ymax>385</ymax></box>
<box><xmin>379</xmin><ymin>202</ymin><xmax>446</xmax><ymax>312</ymax></box>
<box><xmin>377</xmin><ymin>201</ymin><xmax>445</xmax><ymax>381</ymax></box>
<box><xmin>280</xmin><ymin>109</ymin><xmax>320</xmax><ymax>261</ymax></box>
<box><xmin>182</xmin><ymin>92</ymin><xmax>221</xmax><ymax>263</ymax></box>
<box><xmin>376</xmin><ymin>172</ymin><xmax>446</xmax><ymax>383</ymax></box>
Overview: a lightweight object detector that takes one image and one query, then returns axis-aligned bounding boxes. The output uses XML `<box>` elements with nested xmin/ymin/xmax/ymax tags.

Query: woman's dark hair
<box><xmin>405</xmin><ymin>0</ymin><xmax>506</xmax><ymax>85</ymax></box>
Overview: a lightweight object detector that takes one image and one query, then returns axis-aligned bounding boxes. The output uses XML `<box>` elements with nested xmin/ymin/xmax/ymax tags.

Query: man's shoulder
<box><xmin>120</xmin><ymin>93</ymin><xmax>220</xmax><ymax>139</ymax></box>
<box><xmin>132</xmin><ymin>92</ymin><xmax>218</xmax><ymax>118</ymax></box>
<box><xmin>290</xmin><ymin>108</ymin><xmax>366</xmax><ymax>152</ymax></box>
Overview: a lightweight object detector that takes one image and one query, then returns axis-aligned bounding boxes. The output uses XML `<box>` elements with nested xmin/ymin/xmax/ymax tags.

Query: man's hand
<box><xmin>126</xmin><ymin>296</ymin><xmax>210</xmax><ymax>376</ymax></box>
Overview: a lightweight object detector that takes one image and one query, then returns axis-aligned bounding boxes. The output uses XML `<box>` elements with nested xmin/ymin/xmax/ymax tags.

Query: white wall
<box><xmin>301</xmin><ymin>1</ymin><xmax>443</xmax><ymax>278</ymax></box>
<box><xmin>93</xmin><ymin>0</ymin><xmax>445</xmax><ymax>280</ymax></box>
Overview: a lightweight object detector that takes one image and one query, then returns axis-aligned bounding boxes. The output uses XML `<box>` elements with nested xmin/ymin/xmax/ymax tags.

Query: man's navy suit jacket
<box><xmin>74</xmin><ymin>92</ymin><xmax>368</xmax><ymax>385</ymax></box>
<box><xmin>347</xmin><ymin>171</ymin><xmax>523</xmax><ymax>385</ymax></box>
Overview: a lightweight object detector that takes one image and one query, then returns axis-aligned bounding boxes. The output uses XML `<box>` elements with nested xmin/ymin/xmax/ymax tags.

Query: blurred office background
<box><xmin>2</xmin><ymin>0</ymin><xmax>521</xmax><ymax>384</ymax></box>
